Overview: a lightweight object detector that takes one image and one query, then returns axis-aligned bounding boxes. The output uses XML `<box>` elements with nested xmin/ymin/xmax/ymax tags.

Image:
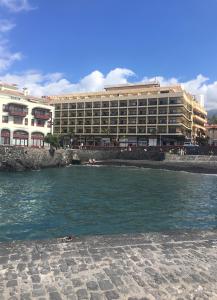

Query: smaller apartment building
<box><xmin>48</xmin><ymin>82</ymin><xmax>207</xmax><ymax>146</ymax></box>
<box><xmin>0</xmin><ymin>83</ymin><xmax>54</xmax><ymax>147</ymax></box>
<box><xmin>206</xmin><ymin>124</ymin><xmax>217</xmax><ymax>146</ymax></box>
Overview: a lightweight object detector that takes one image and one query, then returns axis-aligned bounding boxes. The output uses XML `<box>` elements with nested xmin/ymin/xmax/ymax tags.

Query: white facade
<box><xmin>0</xmin><ymin>83</ymin><xmax>54</xmax><ymax>147</ymax></box>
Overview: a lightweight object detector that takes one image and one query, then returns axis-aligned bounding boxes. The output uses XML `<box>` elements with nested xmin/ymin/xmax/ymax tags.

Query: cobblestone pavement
<box><xmin>0</xmin><ymin>230</ymin><xmax>217</xmax><ymax>300</ymax></box>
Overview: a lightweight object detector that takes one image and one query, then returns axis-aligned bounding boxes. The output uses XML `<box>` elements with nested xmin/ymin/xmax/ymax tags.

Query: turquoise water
<box><xmin>0</xmin><ymin>166</ymin><xmax>217</xmax><ymax>241</ymax></box>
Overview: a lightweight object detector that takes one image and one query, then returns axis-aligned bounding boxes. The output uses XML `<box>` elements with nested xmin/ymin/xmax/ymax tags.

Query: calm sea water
<box><xmin>0</xmin><ymin>166</ymin><xmax>217</xmax><ymax>241</ymax></box>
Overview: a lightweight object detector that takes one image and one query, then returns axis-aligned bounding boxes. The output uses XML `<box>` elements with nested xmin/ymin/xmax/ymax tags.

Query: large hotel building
<box><xmin>0</xmin><ymin>83</ymin><xmax>54</xmax><ymax>147</ymax></box>
<box><xmin>48</xmin><ymin>82</ymin><xmax>207</xmax><ymax>146</ymax></box>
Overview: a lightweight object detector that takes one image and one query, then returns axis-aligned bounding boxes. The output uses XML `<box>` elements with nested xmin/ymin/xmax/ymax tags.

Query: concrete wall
<box><xmin>73</xmin><ymin>149</ymin><xmax>164</xmax><ymax>162</ymax></box>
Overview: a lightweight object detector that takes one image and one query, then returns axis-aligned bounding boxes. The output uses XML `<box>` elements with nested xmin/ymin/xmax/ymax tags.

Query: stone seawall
<box><xmin>73</xmin><ymin>149</ymin><xmax>164</xmax><ymax>162</ymax></box>
<box><xmin>1</xmin><ymin>146</ymin><xmax>217</xmax><ymax>172</ymax></box>
<box><xmin>0</xmin><ymin>147</ymin><xmax>164</xmax><ymax>171</ymax></box>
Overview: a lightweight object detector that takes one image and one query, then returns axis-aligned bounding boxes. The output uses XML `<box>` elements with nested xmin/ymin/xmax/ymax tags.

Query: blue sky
<box><xmin>0</xmin><ymin>0</ymin><xmax>217</xmax><ymax>109</ymax></box>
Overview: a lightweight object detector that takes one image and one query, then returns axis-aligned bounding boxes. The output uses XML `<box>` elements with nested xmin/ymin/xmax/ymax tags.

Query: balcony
<box><xmin>9</xmin><ymin>110</ymin><xmax>27</xmax><ymax>117</ymax></box>
<box><xmin>32</xmin><ymin>108</ymin><xmax>51</xmax><ymax>120</ymax></box>
<box><xmin>5</xmin><ymin>103</ymin><xmax>28</xmax><ymax>117</ymax></box>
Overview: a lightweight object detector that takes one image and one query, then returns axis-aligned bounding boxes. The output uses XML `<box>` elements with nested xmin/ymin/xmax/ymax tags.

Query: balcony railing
<box><xmin>34</xmin><ymin>113</ymin><xmax>50</xmax><ymax>120</ymax></box>
<box><xmin>9</xmin><ymin>110</ymin><xmax>27</xmax><ymax>117</ymax></box>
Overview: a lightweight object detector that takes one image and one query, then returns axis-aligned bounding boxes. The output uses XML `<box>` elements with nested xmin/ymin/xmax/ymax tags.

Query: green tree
<box><xmin>208</xmin><ymin>115</ymin><xmax>217</xmax><ymax>124</ymax></box>
<box><xmin>44</xmin><ymin>133</ymin><xmax>60</xmax><ymax>148</ymax></box>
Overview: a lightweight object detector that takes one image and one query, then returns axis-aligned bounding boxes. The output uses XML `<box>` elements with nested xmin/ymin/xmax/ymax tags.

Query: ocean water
<box><xmin>0</xmin><ymin>165</ymin><xmax>217</xmax><ymax>241</ymax></box>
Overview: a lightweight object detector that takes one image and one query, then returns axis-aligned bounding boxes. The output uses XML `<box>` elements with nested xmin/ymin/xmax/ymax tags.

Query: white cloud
<box><xmin>0</xmin><ymin>69</ymin><xmax>217</xmax><ymax>110</ymax></box>
<box><xmin>0</xmin><ymin>68</ymin><xmax>135</xmax><ymax>96</ymax></box>
<box><xmin>0</xmin><ymin>0</ymin><xmax>34</xmax><ymax>12</ymax></box>
<box><xmin>0</xmin><ymin>39</ymin><xmax>22</xmax><ymax>71</ymax></box>
<box><xmin>0</xmin><ymin>19</ymin><xmax>15</xmax><ymax>33</ymax></box>
<box><xmin>143</xmin><ymin>74</ymin><xmax>217</xmax><ymax>110</ymax></box>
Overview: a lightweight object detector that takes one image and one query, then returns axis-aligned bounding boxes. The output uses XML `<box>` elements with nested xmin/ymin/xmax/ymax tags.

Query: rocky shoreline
<box><xmin>1</xmin><ymin>146</ymin><xmax>217</xmax><ymax>174</ymax></box>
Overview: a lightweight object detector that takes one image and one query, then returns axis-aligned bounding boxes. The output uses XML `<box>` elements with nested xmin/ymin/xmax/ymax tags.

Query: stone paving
<box><xmin>0</xmin><ymin>230</ymin><xmax>217</xmax><ymax>300</ymax></box>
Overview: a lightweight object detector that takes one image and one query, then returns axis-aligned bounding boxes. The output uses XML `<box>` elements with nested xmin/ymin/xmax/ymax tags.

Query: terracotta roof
<box><xmin>0</xmin><ymin>89</ymin><xmax>23</xmax><ymax>97</ymax></box>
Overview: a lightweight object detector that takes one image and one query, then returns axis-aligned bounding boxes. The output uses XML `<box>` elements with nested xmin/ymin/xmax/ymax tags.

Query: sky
<box><xmin>0</xmin><ymin>0</ymin><xmax>217</xmax><ymax>109</ymax></box>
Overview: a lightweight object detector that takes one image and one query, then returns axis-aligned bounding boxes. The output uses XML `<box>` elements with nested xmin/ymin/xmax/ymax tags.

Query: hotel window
<box><xmin>69</xmin><ymin>103</ymin><xmax>76</xmax><ymax>109</ymax></box>
<box><xmin>93</xmin><ymin>102</ymin><xmax>101</xmax><ymax>108</ymax></box>
<box><xmin>148</xmin><ymin>99</ymin><xmax>157</xmax><ymax>106</ymax></box>
<box><xmin>77</xmin><ymin>103</ymin><xmax>84</xmax><ymax>109</ymax></box>
<box><xmin>85</xmin><ymin>111</ymin><xmax>92</xmax><ymax>117</ymax></box>
<box><xmin>110</xmin><ymin>109</ymin><xmax>118</xmax><ymax>116</ymax></box>
<box><xmin>169</xmin><ymin>97</ymin><xmax>181</xmax><ymax>104</ymax></box>
<box><xmin>62</xmin><ymin>103</ymin><xmax>68</xmax><ymax>109</ymax></box>
<box><xmin>168</xmin><ymin>127</ymin><xmax>177</xmax><ymax>133</ymax></box>
<box><xmin>129</xmin><ymin>100</ymin><xmax>137</xmax><ymax>106</ymax></box>
<box><xmin>3</xmin><ymin>104</ymin><xmax>9</xmax><ymax>112</ymax></box>
<box><xmin>138</xmin><ymin>99</ymin><xmax>147</xmax><ymax>106</ymax></box>
<box><xmin>159</xmin><ymin>98</ymin><xmax>168</xmax><ymax>105</ymax></box>
<box><xmin>128</xmin><ymin>118</ymin><xmax>136</xmax><ymax>124</ymax></box>
<box><xmin>138</xmin><ymin>118</ymin><xmax>146</xmax><ymax>124</ymax></box>
<box><xmin>119</xmin><ymin>118</ymin><xmax>126</xmax><ymax>125</ymax></box>
<box><xmin>138</xmin><ymin>127</ymin><xmax>146</xmax><ymax>133</ymax></box>
<box><xmin>25</xmin><ymin>118</ymin><xmax>28</xmax><ymax>125</ymax></box>
<box><xmin>119</xmin><ymin>127</ymin><xmax>126</xmax><ymax>134</ymax></box>
<box><xmin>159</xmin><ymin>108</ymin><xmax>167</xmax><ymax>114</ymax></box>
<box><xmin>13</xmin><ymin>116</ymin><xmax>23</xmax><ymax>124</ymax></box>
<box><xmin>36</xmin><ymin>120</ymin><xmax>45</xmax><ymax>127</ymax></box>
<box><xmin>85</xmin><ymin>102</ymin><xmax>92</xmax><ymax>109</ymax></box>
<box><xmin>120</xmin><ymin>100</ymin><xmax>127</xmax><ymax>107</ymax></box>
<box><xmin>148</xmin><ymin>109</ymin><xmax>157</xmax><ymax>115</ymax></box>
<box><xmin>169</xmin><ymin>118</ymin><xmax>177</xmax><ymax>124</ymax></box>
<box><xmin>93</xmin><ymin>110</ymin><xmax>100</xmax><ymax>117</ymax></box>
<box><xmin>148</xmin><ymin>118</ymin><xmax>157</xmax><ymax>124</ymax></box>
<box><xmin>169</xmin><ymin>108</ymin><xmax>178</xmax><ymax>114</ymax></box>
<box><xmin>31</xmin><ymin>119</ymin><xmax>34</xmax><ymax>126</ymax></box>
<box><xmin>128</xmin><ymin>109</ymin><xmax>137</xmax><ymax>115</ymax></box>
<box><xmin>111</xmin><ymin>119</ymin><xmax>118</xmax><ymax>125</ymax></box>
<box><xmin>147</xmin><ymin>127</ymin><xmax>156</xmax><ymax>134</ymax></box>
<box><xmin>110</xmin><ymin>101</ymin><xmax>118</xmax><ymax>107</ymax></box>
<box><xmin>158</xmin><ymin>127</ymin><xmax>167</xmax><ymax>133</ymax></box>
<box><xmin>102</xmin><ymin>102</ymin><xmax>109</xmax><ymax>108</ymax></box>
<box><xmin>55</xmin><ymin>104</ymin><xmax>61</xmax><ymax>110</ymax></box>
<box><xmin>77</xmin><ymin>111</ymin><xmax>84</xmax><ymax>117</ymax></box>
<box><xmin>158</xmin><ymin>118</ymin><xmax>167</xmax><ymax>124</ymax></box>
<box><xmin>128</xmin><ymin>127</ymin><xmax>136</xmax><ymax>134</ymax></box>
<box><xmin>2</xmin><ymin>116</ymin><xmax>8</xmax><ymax>123</ymax></box>
<box><xmin>120</xmin><ymin>110</ymin><xmax>127</xmax><ymax>116</ymax></box>
<box><xmin>138</xmin><ymin>109</ymin><xmax>146</xmax><ymax>115</ymax></box>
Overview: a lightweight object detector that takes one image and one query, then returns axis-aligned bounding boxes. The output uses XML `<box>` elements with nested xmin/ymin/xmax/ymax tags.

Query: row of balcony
<box><xmin>3</xmin><ymin>104</ymin><xmax>51</xmax><ymax>120</ymax></box>
<box><xmin>55</xmin><ymin>97</ymin><xmax>184</xmax><ymax>110</ymax></box>
<box><xmin>55</xmin><ymin>126</ymin><xmax>186</xmax><ymax>135</ymax></box>
<box><xmin>56</xmin><ymin>110</ymin><xmax>192</xmax><ymax>118</ymax></box>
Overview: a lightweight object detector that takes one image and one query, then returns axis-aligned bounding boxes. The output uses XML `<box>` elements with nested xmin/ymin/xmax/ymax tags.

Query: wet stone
<box><xmin>90</xmin><ymin>293</ymin><xmax>105</xmax><ymax>300</ymax></box>
<box><xmin>49</xmin><ymin>292</ymin><xmax>62</xmax><ymax>300</ymax></box>
<box><xmin>104</xmin><ymin>290</ymin><xmax>120</xmax><ymax>299</ymax></box>
<box><xmin>86</xmin><ymin>281</ymin><xmax>99</xmax><ymax>290</ymax></box>
<box><xmin>6</xmin><ymin>280</ymin><xmax>18</xmax><ymax>287</ymax></box>
<box><xmin>76</xmin><ymin>288</ymin><xmax>88</xmax><ymax>300</ymax></box>
<box><xmin>31</xmin><ymin>275</ymin><xmax>41</xmax><ymax>283</ymax></box>
<box><xmin>98</xmin><ymin>280</ymin><xmax>114</xmax><ymax>291</ymax></box>
<box><xmin>72</xmin><ymin>278</ymin><xmax>82</xmax><ymax>287</ymax></box>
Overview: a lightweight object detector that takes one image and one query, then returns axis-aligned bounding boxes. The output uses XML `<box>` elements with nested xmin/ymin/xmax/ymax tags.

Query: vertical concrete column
<box><xmin>28</xmin><ymin>131</ymin><xmax>31</xmax><ymax>147</ymax></box>
<box><xmin>10</xmin><ymin>130</ymin><xmax>13</xmax><ymax>146</ymax></box>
